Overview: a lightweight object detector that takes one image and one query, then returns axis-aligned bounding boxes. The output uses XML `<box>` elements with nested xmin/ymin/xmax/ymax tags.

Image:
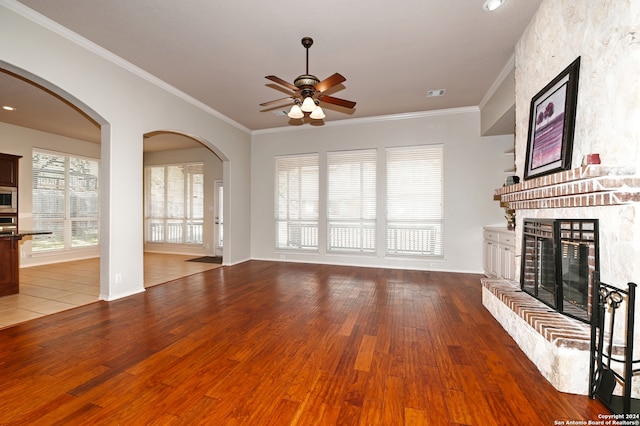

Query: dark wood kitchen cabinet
<box><xmin>0</xmin><ymin>153</ymin><xmax>20</xmax><ymax>296</ymax></box>
<box><xmin>0</xmin><ymin>236</ymin><xmax>19</xmax><ymax>297</ymax></box>
<box><xmin>0</xmin><ymin>153</ymin><xmax>20</xmax><ymax>187</ymax></box>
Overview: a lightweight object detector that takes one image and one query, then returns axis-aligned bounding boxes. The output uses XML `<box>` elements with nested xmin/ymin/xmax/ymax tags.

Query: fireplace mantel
<box><xmin>495</xmin><ymin>165</ymin><xmax>640</xmax><ymax>210</ymax></box>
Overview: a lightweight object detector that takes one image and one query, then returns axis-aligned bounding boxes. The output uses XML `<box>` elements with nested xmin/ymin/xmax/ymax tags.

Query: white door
<box><xmin>214</xmin><ymin>180</ymin><xmax>223</xmax><ymax>257</ymax></box>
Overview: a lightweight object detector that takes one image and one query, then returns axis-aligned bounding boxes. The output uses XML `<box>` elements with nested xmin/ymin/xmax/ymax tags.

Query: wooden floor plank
<box><xmin>0</xmin><ymin>260</ymin><xmax>608</xmax><ymax>424</ymax></box>
<box><xmin>354</xmin><ymin>334</ymin><xmax>377</xmax><ymax>372</ymax></box>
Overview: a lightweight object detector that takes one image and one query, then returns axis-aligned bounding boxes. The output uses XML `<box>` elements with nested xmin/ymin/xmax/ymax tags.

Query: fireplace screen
<box><xmin>521</xmin><ymin>219</ymin><xmax>599</xmax><ymax>323</ymax></box>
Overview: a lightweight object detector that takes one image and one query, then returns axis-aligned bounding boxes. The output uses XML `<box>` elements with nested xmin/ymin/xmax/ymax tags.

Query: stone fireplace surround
<box><xmin>482</xmin><ymin>164</ymin><xmax>640</xmax><ymax>395</ymax></box>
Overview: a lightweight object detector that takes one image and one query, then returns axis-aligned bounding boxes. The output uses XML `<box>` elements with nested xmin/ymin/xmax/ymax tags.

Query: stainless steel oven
<box><xmin>0</xmin><ymin>186</ymin><xmax>17</xmax><ymax>213</ymax></box>
<box><xmin>0</xmin><ymin>215</ymin><xmax>17</xmax><ymax>233</ymax></box>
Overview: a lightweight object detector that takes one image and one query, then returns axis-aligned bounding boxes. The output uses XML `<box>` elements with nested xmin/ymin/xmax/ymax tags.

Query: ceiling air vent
<box><xmin>426</xmin><ymin>89</ymin><xmax>446</xmax><ymax>97</ymax></box>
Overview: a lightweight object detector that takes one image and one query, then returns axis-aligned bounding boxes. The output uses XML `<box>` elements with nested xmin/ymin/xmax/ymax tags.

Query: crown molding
<box><xmin>0</xmin><ymin>0</ymin><xmax>251</xmax><ymax>134</ymax></box>
<box><xmin>251</xmin><ymin>106</ymin><xmax>480</xmax><ymax>136</ymax></box>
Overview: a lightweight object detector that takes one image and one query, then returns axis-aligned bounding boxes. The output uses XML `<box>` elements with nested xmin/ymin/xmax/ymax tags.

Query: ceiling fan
<box><xmin>260</xmin><ymin>37</ymin><xmax>356</xmax><ymax>120</ymax></box>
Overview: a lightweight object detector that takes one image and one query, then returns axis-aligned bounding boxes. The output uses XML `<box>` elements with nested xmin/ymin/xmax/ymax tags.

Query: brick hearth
<box><xmin>482</xmin><ymin>278</ymin><xmax>592</xmax><ymax>394</ymax></box>
<box><xmin>482</xmin><ymin>278</ymin><xmax>590</xmax><ymax>349</ymax></box>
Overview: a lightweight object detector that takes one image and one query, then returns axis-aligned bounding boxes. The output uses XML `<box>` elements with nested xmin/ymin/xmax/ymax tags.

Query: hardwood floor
<box><xmin>0</xmin><ymin>261</ymin><xmax>607</xmax><ymax>424</ymax></box>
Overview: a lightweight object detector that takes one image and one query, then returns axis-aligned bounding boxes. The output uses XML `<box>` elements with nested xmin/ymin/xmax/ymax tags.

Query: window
<box><xmin>32</xmin><ymin>150</ymin><xmax>100</xmax><ymax>252</ymax></box>
<box><xmin>145</xmin><ymin>163</ymin><xmax>204</xmax><ymax>244</ymax></box>
<box><xmin>386</xmin><ymin>145</ymin><xmax>444</xmax><ymax>257</ymax></box>
<box><xmin>275</xmin><ymin>154</ymin><xmax>319</xmax><ymax>250</ymax></box>
<box><xmin>327</xmin><ymin>149</ymin><xmax>376</xmax><ymax>253</ymax></box>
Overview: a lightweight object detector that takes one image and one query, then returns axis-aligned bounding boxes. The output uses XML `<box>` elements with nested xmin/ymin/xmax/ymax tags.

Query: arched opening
<box><xmin>0</xmin><ymin>64</ymin><xmax>105</xmax><ymax>328</ymax></box>
<box><xmin>142</xmin><ymin>131</ymin><xmax>225</xmax><ymax>287</ymax></box>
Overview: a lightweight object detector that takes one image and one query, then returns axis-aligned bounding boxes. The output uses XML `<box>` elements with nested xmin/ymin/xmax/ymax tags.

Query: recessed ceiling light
<box><xmin>483</xmin><ymin>0</ymin><xmax>505</xmax><ymax>11</ymax></box>
<box><xmin>2</xmin><ymin>105</ymin><xmax>17</xmax><ymax>111</ymax></box>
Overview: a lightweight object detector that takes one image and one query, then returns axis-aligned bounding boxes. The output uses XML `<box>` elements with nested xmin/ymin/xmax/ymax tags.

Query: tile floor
<box><xmin>0</xmin><ymin>253</ymin><xmax>221</xmax><ymax>329</ymax></box>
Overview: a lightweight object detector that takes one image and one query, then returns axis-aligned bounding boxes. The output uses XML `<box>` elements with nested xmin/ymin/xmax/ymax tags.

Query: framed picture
<box><xmin>524</xmin><ymin>57</ymin><xmax>580</xmax><ymax>180</ymax></box>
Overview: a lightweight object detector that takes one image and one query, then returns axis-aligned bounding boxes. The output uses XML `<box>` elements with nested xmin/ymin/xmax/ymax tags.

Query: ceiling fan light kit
<box><xmin>287</xmin><ymin>103</ymin><xmax>304</xmax><ymax>119</ymax></box>
<box><xmin>261</xmin><ymin>37</ymin><xmax>356</xmax><ymax>122</ymax></box>
<box><xmin>301</xmin><ymin>96</ymin><xmax>317</xmax><ymax>113</ymax></box>
<box><xmin>309</xmin><ymin>105</ymin><xmax>325</xmax><ymax>120</ymax></box>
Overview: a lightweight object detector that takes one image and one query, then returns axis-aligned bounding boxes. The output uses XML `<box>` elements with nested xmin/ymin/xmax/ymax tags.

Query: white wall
<box><xmin>0</xmin><ymin>3</ymin><xmax>252</xmax><ymax>300</ymax></box>
<box><xmin>251</xmin><ymin>109</ymin><xmax>513</xmax><ymax>273</ymax></box>
<box><xmin>143</xmin><ymin>147</ymin><xmax>223</xmax><ymax>256</ymax></box>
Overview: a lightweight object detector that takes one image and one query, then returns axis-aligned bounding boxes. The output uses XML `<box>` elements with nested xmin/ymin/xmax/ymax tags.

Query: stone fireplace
<box><xmin>480</xmin><ymin>0</ymin><xmax>640</xmax><ymax>399</ymax></box>
<box><xmin>482</xmin><ymin>165</ymin><xmax>640</xmax><ymax>395</ymax></box>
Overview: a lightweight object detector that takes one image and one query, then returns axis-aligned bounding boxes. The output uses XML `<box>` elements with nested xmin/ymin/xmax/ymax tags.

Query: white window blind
<box><xmin>386</xmin><ymin>145</ymin><xmax>444</xmax><ymax>257</ymax></box>
<box><xmin>145</xmin><ymin>163</ymin><xmax>204</xmax><ymax>244</ymax></box>
<box><xmin>327</xmin><ymin>149</ymin><xmax>376</xmax><ymax>253</ymax></box>
<box><xmin>275</xmin><ymin>154</ymin><xmax>319</xmax><ymax>250</ymax></box>
<box><xmin>32</xmin><ymin>150</ymin><xmax>100</xmax><ymax>252</ymax></box>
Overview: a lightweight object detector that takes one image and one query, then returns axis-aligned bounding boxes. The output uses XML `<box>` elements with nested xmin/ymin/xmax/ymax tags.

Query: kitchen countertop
<box><xmin>0</xmin><ymin>230</ymin><xmax>52</xmax><ymax>239</ymax></box>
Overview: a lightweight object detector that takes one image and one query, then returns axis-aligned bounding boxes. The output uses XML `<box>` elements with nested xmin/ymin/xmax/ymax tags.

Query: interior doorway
<box><xmin>214</xmin><ymin>180</ymin><xmax>224</xmax><ymax>257</ymax></box>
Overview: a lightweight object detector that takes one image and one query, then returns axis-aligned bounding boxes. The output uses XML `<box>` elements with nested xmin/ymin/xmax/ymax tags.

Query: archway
<box><xmin>142</xmin><ymin>131</ymin><xmax>226</xmax><ymax>287</ymax></box>
<box><xmin>0</xmin><ymin>63</ymin><xmax>109</xmax><ymax>327</ymax></box>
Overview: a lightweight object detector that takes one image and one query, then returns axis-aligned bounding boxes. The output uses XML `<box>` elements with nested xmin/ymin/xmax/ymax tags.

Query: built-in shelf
<box><xmin>503</xmin><ymin>146</ymin><xmax>515</xmax><ymax>175</ymax></box>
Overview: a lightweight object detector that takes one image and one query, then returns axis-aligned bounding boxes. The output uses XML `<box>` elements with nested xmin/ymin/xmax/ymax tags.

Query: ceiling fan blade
<box><xmin>265</xmin><ymin>75</ymin><xmax>298</xmax><ymax>92</ymax></box>
<box><xmin>319</xmin><ymin>95</ymin><xmax>356</xmax><ymax>109</ymax></box>
<box><xmin>260</xmin><ymin>97</ymin><xmax>294</xmax><ymax>107</ymax></box>
<box><xmin>315</xmin><ymin>73</ymin><xmax>346</xmax><ymax>93</ymax></box>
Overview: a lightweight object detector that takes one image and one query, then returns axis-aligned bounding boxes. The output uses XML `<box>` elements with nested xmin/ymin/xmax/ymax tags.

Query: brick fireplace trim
<box><xmin>495</xmin><ymin>165</ymin><xmax>640</xmax><ymax>210</ymax></box>
<box><xmin>482</xmin><ymin>278</ymin><xmax>590</xmax><ymax>349</ymax></box>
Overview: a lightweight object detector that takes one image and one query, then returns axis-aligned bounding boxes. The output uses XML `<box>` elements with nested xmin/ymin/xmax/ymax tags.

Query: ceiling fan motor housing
<box><xmin>294</xmin><ymin>75</ymin><xmax>320</xmax><ymax>98</ymax></box>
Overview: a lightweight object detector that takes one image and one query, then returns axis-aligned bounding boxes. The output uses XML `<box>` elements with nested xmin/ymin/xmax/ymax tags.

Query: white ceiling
<box><xmin>0</xmin><ymin>0</ymin><xmax>542</xmax><ymax>149</ymax></box>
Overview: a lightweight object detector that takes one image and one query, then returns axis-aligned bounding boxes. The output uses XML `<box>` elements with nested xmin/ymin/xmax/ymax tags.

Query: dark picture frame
<box><xmin>524</xmin><ymin>57</ymin><xmax>580</xmax><ymax>180</ymax></box>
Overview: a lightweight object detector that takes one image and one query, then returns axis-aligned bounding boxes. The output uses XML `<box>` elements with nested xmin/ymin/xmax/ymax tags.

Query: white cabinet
<box><xmin>499</xmin><ymin>235</ymin><xmax>516</xmax><ymax>280</ymax></box>
<box><xmin>483</xmin><ymin>231</ymin><xmax>500</xmax><ymax>277</ymax></box>
<box><xmin>483</xmin><ymin>227</ymin><xmax>516</xmax><ymax>280</ymax></box>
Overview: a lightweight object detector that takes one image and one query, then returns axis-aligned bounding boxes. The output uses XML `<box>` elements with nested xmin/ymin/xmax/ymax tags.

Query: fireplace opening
<box><xmin>521</xmin><ymin>219</ymin><xmax>599</xmax><ymax>323</ymax></box>
<box><xmin>561</xmin><ymin>241</ymin><xmax>589</xmax><ymax>312</ymax></box>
